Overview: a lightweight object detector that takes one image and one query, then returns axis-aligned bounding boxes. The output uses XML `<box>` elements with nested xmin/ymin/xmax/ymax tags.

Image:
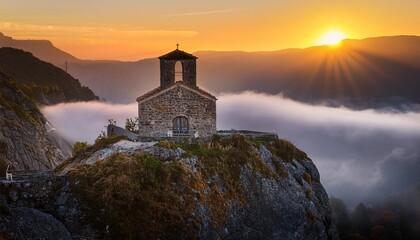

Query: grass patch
<box><xmin>69</xmin><ymin>153</ymin><xmax>198</xmax><ymax>239</ymax></box>
<box><xmin>55</xmin><ymin>135</ymin><xmax>127</xmax><ymax>173</ymax></box>
<box><xmin>272</xmin><ymin>159</ymin><xmax>289</xmax><ymax>178</ymax></box>
<box><xmin>155</xmin><ymin>140</ymin><xmax>176</xmax><ymax>149</ymax></box>
<box><xmin>72</xmin><ymin>141</ymin><xmax>88</xmax><ymax>156</ymax></box>
<box><xmin>0</xmin><ymin>80</ymin><xmax>42</xmax><ymax>125</ymax></box>
<box><xmin>253</xmin><ymin>137</ymin><xmax>308</xmax><ymax>162</ymax></box>
<box><xmin>175</xmin><ymin>135</ymin><xmax>278</xmax><ymax>224</ymax></box>
<box><xmin>93</xmin><ymin>135</ymin><xmax>127</xmax><ymax>151</ymax></box>
<box><xmin>178</xmin><ymin>135</ymin><xmax>277</xmax><ymax>194</ymax></box>
<box><xmin>303</xmin><ymin>172</ymin><xmax>313</xmax><ymax>185</ymax></box>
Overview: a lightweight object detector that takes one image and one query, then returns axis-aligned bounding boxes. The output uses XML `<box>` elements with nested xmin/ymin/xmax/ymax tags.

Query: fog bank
<box><xmin>42</xmin><ymin>92</ymin><xmax>420</xmax><ymax>206</ymax></box>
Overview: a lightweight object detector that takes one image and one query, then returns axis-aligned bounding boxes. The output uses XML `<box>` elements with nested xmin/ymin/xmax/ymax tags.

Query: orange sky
<box><xmin>1</xmin><ymin>0</ymin><xmax>420</xmax><ymax>60</ymax></box>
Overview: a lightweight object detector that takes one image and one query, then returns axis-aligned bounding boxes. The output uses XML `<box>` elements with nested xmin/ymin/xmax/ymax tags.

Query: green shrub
<box><xmin>72</xmin><ymin>141</ymin><xmax>88</xmax><ymax>156</ymax></box>
<box><xmin>93</xmin><ymin>135</ymin><xmax>126</xmax><ymax>152</ymax></box>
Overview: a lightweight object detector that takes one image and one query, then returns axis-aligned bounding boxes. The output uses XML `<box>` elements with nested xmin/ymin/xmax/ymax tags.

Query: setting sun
<box><xmin>318</xmin><ymin>30</ymin><xmax>346</xmax><ymax>46</ymax></box>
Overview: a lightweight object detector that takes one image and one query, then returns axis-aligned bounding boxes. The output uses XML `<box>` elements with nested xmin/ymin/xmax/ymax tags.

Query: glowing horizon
<box><xmin>1</xmin><ymin>1</ymin><xmax>420</xmax><ymax>60</ymax></box>
<box><xmin>317</xmin><ymin>30</ymin><xmax>346</xmax><ymax>46</ymax></box>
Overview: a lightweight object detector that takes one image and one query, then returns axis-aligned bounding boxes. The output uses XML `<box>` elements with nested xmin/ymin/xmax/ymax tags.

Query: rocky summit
<box><xmin>0</xmin><ymin>135</ymin><xmax>337</xmax><ymax>239</ymax></box>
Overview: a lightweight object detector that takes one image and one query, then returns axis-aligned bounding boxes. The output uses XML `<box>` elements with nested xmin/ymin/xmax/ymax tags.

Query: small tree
<box><xmin>108</xmin><ymin>118</ymin><xmax>117</xmax><ymax>126</ymax></box>
<box><xmin>125</xmin><ymin>117</ymin><xmax>138</xmax><ymax>133</ymax></box>
<box><xmin>96</xmin><ymin>131</ymin><xmax>107</xmax><ymax>143</ymax></box>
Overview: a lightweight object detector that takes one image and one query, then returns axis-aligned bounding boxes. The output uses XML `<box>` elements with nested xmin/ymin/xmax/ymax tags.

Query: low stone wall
<box><xmin>107</xmin><ymin>125</ymin><xmax>277</xmax><ymax>143</ymax></box>
<box><xmin>107</xmin><ymin>125</ymin><xmax>138</xmax><ymax>141</ymax></box>
<box><xmin>217</xmin><ymin>130</ymin><xmax>278</xmax><ymax>139</ymax></box>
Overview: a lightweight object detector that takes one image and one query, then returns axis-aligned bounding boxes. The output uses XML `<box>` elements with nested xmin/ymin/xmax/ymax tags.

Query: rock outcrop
<box><xmin>0</xmin><ymin>72</ymin><xmax>71</xmax><ymax>170</ymax></box>
<box><xmin>0</xmin><ymin>207</ymin><xmax>72</xmax><ymax>240</ymax></box>
<box><xmin>0</xmin><ymin>136</ymin><xmax>338</xmax><ymax>239</ymax></box>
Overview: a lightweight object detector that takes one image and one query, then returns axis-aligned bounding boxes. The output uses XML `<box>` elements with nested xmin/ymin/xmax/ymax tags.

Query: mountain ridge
<box><xmin>0</xmin><ymin>47</ymin><xmax>99</xmax><ymax>105</ymax></box>
<box><xmin>0</xmin><ymin>32</ymin><xmax>80</xmax><ymax>65</ymax></box>
<box><xmin>2</xmin><ymin>32</ymin><xmax>420</xmax><ymax>109</ymax></box>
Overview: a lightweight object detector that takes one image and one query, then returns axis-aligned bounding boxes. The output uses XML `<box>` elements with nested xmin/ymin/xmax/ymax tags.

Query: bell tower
<box><xmin>158</xmin><ymin>44</ymin><xmax>198</xmax><ymax>88</ymax></box>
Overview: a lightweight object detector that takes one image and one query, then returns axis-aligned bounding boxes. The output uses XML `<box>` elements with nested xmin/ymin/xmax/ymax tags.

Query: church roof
<box><xmin>136</xmin><ymin>82</ymin><xmax>216</xmax><ymax>103</ymax></box>
<box><xmin>158</xmin><ymin>49</ymin><xmax>198</xmax><ymax>60</ymax></box>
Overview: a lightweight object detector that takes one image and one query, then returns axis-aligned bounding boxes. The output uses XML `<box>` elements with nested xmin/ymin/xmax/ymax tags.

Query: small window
<box><xmin>173</xmin><ymin>116</ymin><xmax>189</xmax><ymax>137</ymax></box>
<box><xmin>175</xmin><ymin>61</ymin><xmax>183</xmax><ymax>82</ymax></box>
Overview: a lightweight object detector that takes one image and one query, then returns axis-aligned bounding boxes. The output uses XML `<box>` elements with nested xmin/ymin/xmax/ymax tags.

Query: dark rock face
<box><xmin>226</xmin><ymin>146</ymin><xmax>335</xmax><ymax>239</ymax></box>
<box><xmin>0</xmin><ymin>173</ymin><xmax>100</xmax><ymax>239</ymax></box>
<box><xmin>0</xmin><ymin>73</ymin><xmax>71</xmax><ymax>170</ymax></box>
<box><xmin>0</xmin><ymin>207</ymin><xmax>72</xmax><ymax>240</ymax></box>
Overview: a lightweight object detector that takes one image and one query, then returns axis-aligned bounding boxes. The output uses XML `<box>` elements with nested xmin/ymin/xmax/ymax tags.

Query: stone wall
<box><xmin>217</xmin><ymin>130</ymin><xmax>278</xmax><ymax>139</ymax></box>
<box><xmin>138</xmin><ymin>84</ymin><xmax>216</xmax><ymax>139</ymax></box>
<box><xmin>107</xmin><ymin>125</ymin><xmax>138</xmax><ymax>141</ymax></box>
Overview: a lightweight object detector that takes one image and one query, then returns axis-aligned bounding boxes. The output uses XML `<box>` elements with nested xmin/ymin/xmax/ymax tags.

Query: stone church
<box><xmin>136</xmin><ymin>47</ymin><xmax>217</xmax><ymax>140</ymax></box>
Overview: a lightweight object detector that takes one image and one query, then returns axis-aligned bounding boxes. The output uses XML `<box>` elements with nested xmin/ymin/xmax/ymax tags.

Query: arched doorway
<box><xmin>175</xmin><ymin>61</ymin><xmax>183</xmax><ymax>82</ymax></box>
<box><xmin>173</xmin><ymin>116</ymin><xmax>188</xmax><ymax>136</ymax></box>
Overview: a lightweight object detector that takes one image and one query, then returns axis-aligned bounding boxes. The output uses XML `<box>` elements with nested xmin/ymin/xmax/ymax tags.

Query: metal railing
<box><xmin>173</xmin><ymin>129</ymin><xmax>189</xmax><ymax>137</ymax></box>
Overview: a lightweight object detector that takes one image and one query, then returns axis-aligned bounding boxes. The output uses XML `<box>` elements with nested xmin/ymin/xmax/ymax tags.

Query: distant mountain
<box><xmin>3</xmin><ymin>32</ymin><xmax>420</xmax><ymax>108</ymax></box>
<box><xmin>68</xmin><ymin>36</ymin><xmax>420</xmax><ymax>109</ymax></box>
<box><xmin>0</xmin><ymin>47</ymin><xmax>98</xmax><ymax>105</ymax></box>
<box><xmin>194</xmin><ymin>36</ymin><xmax>420</xmax><ymax>109</ymax></box>
<box><xmin>0</xmin><ymin>32</ymin><xmax>80</xmax><ymax>66</ymax></box>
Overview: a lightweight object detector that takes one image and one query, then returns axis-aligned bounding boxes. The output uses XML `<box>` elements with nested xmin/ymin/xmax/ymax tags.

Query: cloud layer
<box><xmin>42</xmin><ymin>101</ymin><xmax>137</xmax><ymax>143</ymax></box>
<box><xmin>41</xmin><ymin>92</ymin><xmax>420</xmax><ymax>206</ymax></box>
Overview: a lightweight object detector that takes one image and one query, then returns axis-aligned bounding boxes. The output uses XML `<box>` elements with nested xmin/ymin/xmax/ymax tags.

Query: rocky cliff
<box><xmin>0</xmin><ymin>135</ymin><xmax>337</xmax><ymax>239</ymax></box>
<box><xmin>0</xmin><ymin>72</ymin><xmax>71</xmax><ymax>171</ymax></box>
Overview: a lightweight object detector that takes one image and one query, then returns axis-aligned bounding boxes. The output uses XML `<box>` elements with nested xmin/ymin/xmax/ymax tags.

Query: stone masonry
<box><xmin>136</xmin><ymin>47</ymin><xmax>217</xmax><ymax>140</ymax></box>
<box><xmin>137</xmin><ymin>82</ymin><xmax>216</xmax><ymax>139</ymax></box>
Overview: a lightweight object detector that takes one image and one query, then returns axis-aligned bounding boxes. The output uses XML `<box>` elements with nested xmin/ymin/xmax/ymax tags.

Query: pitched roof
<box><xmin>136</xmin><ymin>86</ymin><xmax>162</xmax><ymax>102</ymax></box>
<box><xmin>158</xmin><ymin>49</ymin><xmax>198</xmax><ymax>60</ymax></box>
<box><xmin>136</xmin><ymin>82</ymin><xmax>216</xmax><ymax>103</ymax></box>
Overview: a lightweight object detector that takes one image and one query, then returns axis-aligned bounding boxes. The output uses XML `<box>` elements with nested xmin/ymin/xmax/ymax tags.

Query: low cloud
<box><xmin>0</xmin><ymin>22</ymin><xmax>198</xmax><ymax>38</ymax></box>
<box><xmin>217</xmin><ymin>92</ymin><xmax>420</xmax><ymax>206</ymax></box>
<box><xmin>42</xmin><ymin>101</ymin><xmax>137</xmax><ymax>144</ymax></box>
<box><xmin>41</xmin><ymin>92</ymin><xmax>420</xmax><ymax>206</ymax></box>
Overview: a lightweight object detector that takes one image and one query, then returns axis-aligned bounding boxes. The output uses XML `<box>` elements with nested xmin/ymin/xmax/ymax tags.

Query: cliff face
<box><xmin>0</xmin><ymin>72</ymin><xmax>71</xmax><ymax>170</ymax></box>
<box><xmin>0</xmin><ymin>136</ymin><xmax>338</xmax><ymax>239</ymax></box>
